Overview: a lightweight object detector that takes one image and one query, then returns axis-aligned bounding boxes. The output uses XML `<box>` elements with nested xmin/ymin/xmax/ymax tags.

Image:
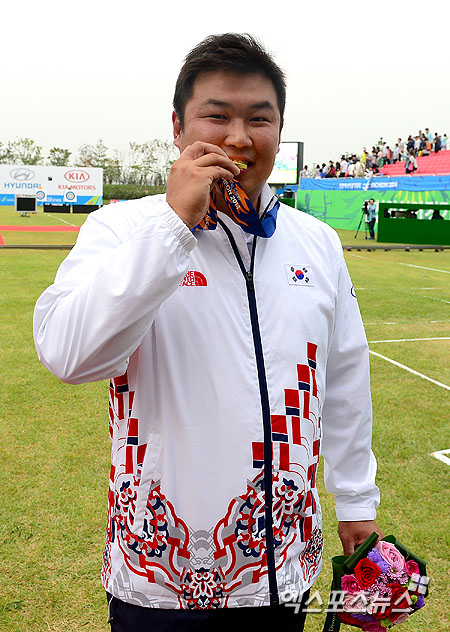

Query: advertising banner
<box><xmin>0</xmin><ymin>164</ymin><xmax>103</xmax><ymax>206</ymax></box>
<box><xmin>299</xmin><ymin>175</ymin><xmax>450</xmax><ymax>192</ymax></box>
<box><xmin>293</xmin><ymin>189</ymin><xmax>450</xmax><ymax>231</ymax></box>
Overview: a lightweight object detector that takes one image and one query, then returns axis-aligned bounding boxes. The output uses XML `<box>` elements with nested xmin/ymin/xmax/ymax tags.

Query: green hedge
<box><xmin>103</xmin><ymin>184</ymin><xmax>166</xmax><ymax>200</ymax></box>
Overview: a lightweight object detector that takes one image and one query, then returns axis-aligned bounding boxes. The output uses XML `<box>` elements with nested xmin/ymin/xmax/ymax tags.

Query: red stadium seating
<box><xmin>380</xmin><ymin>151</ymin><xmax>450</xmax><ymax>176</ymax></box>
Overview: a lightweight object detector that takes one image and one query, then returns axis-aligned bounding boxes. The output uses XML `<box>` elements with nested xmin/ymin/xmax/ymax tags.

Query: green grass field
<box><xmin>0</xmin><ymin>205</ymin><xmax>448</xmax><ymax>631</ymax></box>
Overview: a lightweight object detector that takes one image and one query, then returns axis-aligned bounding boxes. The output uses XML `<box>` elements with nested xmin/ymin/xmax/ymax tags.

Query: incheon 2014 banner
<box><xmin>281</xmin><ymin>176</ymin><xmax>450</xmax><ymax>230</ymax></box>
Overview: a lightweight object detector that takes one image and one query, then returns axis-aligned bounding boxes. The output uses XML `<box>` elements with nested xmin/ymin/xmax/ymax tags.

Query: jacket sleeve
<box><xmin>33</xmin><ymin>199</ymin><xmax>196</xmax><ymax>384</ymax></box>
<box><xmin>321</xmin><ymin>249</ymin><xmax>380</xmax><ymax>521</ymax></box>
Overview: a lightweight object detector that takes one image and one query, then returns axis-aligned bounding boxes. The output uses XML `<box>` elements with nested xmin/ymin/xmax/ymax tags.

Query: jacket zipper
<box><xmin>217</xmin><ymin>218</ymin><xmax>279</xmax><ymax>606</ymax></box>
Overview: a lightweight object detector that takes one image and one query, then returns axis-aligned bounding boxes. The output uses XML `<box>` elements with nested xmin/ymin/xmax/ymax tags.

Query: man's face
<box><xmin>173</xmin><ymin>71</ymin><xmax>281</xmax><ymax>208</ymax></box>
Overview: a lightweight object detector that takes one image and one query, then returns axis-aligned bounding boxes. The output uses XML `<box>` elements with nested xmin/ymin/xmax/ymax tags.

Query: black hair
<box><xmin>173</xmin><ymin>33</ymin><xmax>286</xmax><ymax>130</ymax></box>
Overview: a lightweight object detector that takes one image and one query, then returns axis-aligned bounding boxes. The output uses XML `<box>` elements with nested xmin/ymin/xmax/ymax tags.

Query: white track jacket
<box><xmin>34</xmin><ymin>185</ymin><xmax>379</xmax><ymax>609</ymax></box>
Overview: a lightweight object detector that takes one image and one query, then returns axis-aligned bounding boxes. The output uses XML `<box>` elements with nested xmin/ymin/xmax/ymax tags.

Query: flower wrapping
<box><xmin>323</xmin><ymin>532</ymin><xmax>428</xmax><ymax>631</ymax></box>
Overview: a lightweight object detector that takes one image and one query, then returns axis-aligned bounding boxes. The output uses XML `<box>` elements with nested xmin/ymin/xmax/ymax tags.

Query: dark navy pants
<box><xmin>106</xmin><ymin>590</ymin><xmax>310</xmax><ymax>632</ymax></box>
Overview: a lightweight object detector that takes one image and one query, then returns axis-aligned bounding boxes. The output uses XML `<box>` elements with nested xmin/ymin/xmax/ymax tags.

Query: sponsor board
<box><xmin>0</xmin><ymin>164</ymin><xmax>103</xmax><ymax>205</ymax></box>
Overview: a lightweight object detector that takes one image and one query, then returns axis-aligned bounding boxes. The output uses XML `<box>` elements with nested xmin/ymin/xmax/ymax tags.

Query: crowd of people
<box><xmin>301</xmin><ymin>129</ymin><xmax>448</xmax><ymax>179</ymax></box>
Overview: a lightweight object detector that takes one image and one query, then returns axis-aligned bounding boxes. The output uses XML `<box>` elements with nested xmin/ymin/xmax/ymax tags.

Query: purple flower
<box><xmin>352</xmin><ymin>612</ymin><xmax>375</xmax><ymax>623</ymax></box>
<box><xmin>388</xmin><ymin>569</ymin><xmax>409</xmax><ymax>584</ymax></box>
<box><xmin>413</xmin><ymin>594</ymin><xmax>425</xmax><ymax>610</ymax></box>
<box><xmin>368</xmin><ymin>548</ymin><xmax>390</xmax><ymax>574</ymax></box>
<box><xmin>367</xmin><ymin>578</ymin><xmax>392</xmax><ymax>598</ymax></box>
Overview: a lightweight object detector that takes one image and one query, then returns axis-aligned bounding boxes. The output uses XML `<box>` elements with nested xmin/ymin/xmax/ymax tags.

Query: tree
<box><xmin>125</xmin><ymin>140</ymin><xmax>177</xmax><ymax>186</ymax></box>
<box><xmin>103</xmin><ymin>153</ymin><xmax>123</xmax><ymax>185</ymax></box>
<box><xmin>48</xmin><ymin>147</ymin><xmax>71</xmax><ymax>166</ymax></box>
<box><xmin>76</xmin><ymin>139</ymin><xmax>109</xmax><ymax>168</ymax></box>
<box><xmin>151</xmin><ymin>139</ymin><xmax>177</xmax><ymax>186</ymax></box>
<box><xmin>0</xmin><ymin>141</ymin><xmax>8</xmax><ymax>163</ymax></box>
<box><xmin>6</xmin><ymin>138</ymin><xmax>43</xmax><ymax>165</ymax></box>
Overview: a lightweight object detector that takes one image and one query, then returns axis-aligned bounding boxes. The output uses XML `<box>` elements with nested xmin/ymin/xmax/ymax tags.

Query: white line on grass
<box><xmin>41</xmin><ymin>213</ymin><xmax>76</xmax><ymax>227</ymax></box>
<box><xmin>366</xmin><ymin>322</ymin><xmax>398</xmax><ymax>325</ymax></box>
<box><xmin>430</xmin><ymin>449</ymin><xmax>450</xmax><ymax>466</ymax></box>
<box><xmin>369</xmin><ymin>350</ymin><xmax>450</xmax><ymax>391</ymax></box>
<box><xmin>369</xmin><ymin>337</ymin><xmax>450</xmax><ymax>343</ymax></box>
<box><xmin>420</xmin><ymin>295</ymin><xmax>450</xmax><ymax>305</ymax></box>
<box><xmin>398</xmin><ymin>263</ymin><xmax>450</xmax><ymax>274</ymax></box>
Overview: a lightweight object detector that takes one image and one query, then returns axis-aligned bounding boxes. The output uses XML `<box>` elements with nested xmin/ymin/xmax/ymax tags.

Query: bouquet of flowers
<box><xmin>324</xmin><ymin>532</ymin><xmax>428</xmax><ymax>631</ymax></box>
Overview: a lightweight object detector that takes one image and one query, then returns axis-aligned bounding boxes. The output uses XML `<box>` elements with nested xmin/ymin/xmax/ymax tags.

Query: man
<box><xmin>353</xmin><ymin>158</ymin><xmax>365</xmax><ymax>178</ymax></box>
<box><xmin>434</xmin><ymin>133</ymin><xmax>441</xmax><ymax>153</ymax></box>
<box><xmin>300</xmin><ymin>165</ymin><xmax>311</xmax><ymax>178</ymax></box>
<box><xmin>325</xmin><ymin>160</ymin><xmax>336</xmax><ymax>177</ymax></box>
<box><xmin>33</xmin><ymin>33</ymin><xmax>381</xmax><ymax>631</ymax></box>
<box><xmin>425</xmin><ymin>127</ymin><xmax>433</xmax><ymax>144</ymax></box>
<box><xmin>392</xmin><ymin>143</ymin><xmax>400</xmax><ymax>163</ymax></box>
<box><xmin>339</xmin><ymin>155</ymin><xmax>348</xmax><ymax>177</ymax></box>
<box><xmin>366</xmin><ymin>198</ymin><xmax>377</xmax><ymax>239</ymax></box>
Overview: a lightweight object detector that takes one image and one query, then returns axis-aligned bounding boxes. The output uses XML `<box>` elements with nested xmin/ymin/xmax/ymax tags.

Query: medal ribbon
<box><xmin>192</xmin><ymin>178</ymin><xmax>279</xmax><ymax>238</ymax></box>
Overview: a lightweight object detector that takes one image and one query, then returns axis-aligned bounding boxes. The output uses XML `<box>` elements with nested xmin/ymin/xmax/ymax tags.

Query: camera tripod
<box><xmin>354</xmin><ymin>209</ymin><xmax>368</xmax><ymax>239</ymax></box>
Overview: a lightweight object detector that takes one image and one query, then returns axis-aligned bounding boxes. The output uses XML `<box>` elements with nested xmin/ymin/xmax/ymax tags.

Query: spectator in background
<box><xmin>340</xmin><ymin>155</ymin><xmax>348</xmax><ymax>177</ymax></box>
<box><xmin>419</xmin><ymin>135</ymin><xmax>426</xmax><ymax>156</ymax></box>
<box><xmin>325</xmin><ymin>161</ymin><xmax>336</xmax><ymax>178</ymax></box>
<box><xmin>377</xmin><ymin>151</ymin><xmax>384</xmax><ymax>170</ymax></box>
<box><xmin>354</xmin><ymin>158</ymin><xmax>365</xmax><ymax>178</ymax></box>
<box><xmin>366</xmin><ymin>198</ymin><xmax>377</xmax><ymax>239</ymax></box>
<box><xmin>300</xmin><ymin>165</ymin><xmax>311</xmax><ymax>178</ymax></box>
<box><xmin>406</xmin><ymin>149</ymin><xmax>417</xmax><ymax>174</ymax></box>
<box><xmin>392</xmin><ymin>143</ymin><xmax>400</xmax><ymax>163</ymax></box>
<box><xmin>398</xmin><ymin>138</ymin><xmax>405</xmax><ymax>155</ymax></box>
<box><xmin>361</xmin><ymin>149</ymin><xmax>368</xmax><ymax>171</ymax></box>
<box><xmin>406</xmin><ymin>135</ymin><xmax>414</xmax><ymax>153</ymax></box>
<box><xmin>347</xmin><ymin>159</ymin><xmax>355</xmax><ymax>178</ymax></box>
<box><xmin>442</xmin><ymin>134</ymin><xmax>448</xmax><ymax>151</ymax></box>
<box><xmin>320</xmin><ymin>163</ymin><xmax>327</xmax><ymax>177</ymax></box>
<box><xmin>367</xmin><ymin>151</ymin><xmax>377</xmax><ymax>171</ymax></box>
<box><xmin>314</xmin><ymin>164</ymin><xmax>321</xmax><ymax>178</ymax></box>
<box><xmin>425</xmin><ymin>128</ymin><xmax>433</xmax><ymax>144</ymax></box>
<box><xmin>414</xmin><ymin>136</ymin><xmax>421</xmax><ymax>156</ymax></box>
<box><xmin>434</xmin><ymin>133</ymin><xmax>441</xmax><ymax>153</ymax></box>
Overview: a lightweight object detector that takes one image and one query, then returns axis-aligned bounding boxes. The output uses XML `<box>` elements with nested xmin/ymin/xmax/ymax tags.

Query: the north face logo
<box><xmin>180</xmin><ymin>271</ymin><xmax>207</xmax><ymax>286</ymax></box>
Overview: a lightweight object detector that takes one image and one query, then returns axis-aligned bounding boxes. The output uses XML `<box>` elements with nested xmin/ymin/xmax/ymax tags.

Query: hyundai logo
<box><xmin>10</xmin><ymin>167</ymin><xmax>35</xmax><ymax>181</ymax></box>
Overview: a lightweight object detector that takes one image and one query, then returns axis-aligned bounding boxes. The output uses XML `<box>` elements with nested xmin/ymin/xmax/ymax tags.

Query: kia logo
<box><xmin>10</xmin><ymin>168</ymin><xmax>35</xmax><ymax>181</ymax></box>
<box><xmin>64</xmin><ymin>169</ymin><xmax>90</xmax><ymax>183</ymax></box>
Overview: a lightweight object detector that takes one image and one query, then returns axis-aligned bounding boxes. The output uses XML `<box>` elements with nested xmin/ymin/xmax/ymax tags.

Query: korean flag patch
<box><xmin>285</xmin><ymin>264</ymin><xmax>314</xmax><ymax>286</ymax></box>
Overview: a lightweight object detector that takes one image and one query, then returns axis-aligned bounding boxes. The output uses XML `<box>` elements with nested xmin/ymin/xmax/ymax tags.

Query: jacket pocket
<box><xmin>129</xmin><ymin>431</ymin><xmax>162</xmax><ymax>536</ymax></box>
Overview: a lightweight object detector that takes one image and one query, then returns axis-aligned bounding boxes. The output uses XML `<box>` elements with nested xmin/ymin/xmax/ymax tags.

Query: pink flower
<box><xmin>341</xmin><ymin>574</ymin><xmax>361</xmax><ymax>594</ymax></box>
<box><xmin>405</xmin><ymin>560</ymin><xmax>419</xmax><ymax>577</ymax></box>
<box><xmin>343</xmin><ymin>592</ymin><xmax>369</xmax><ymax>613</ymax></box>
<box><xmin>376</xmin><ymin>541</ymin><xmax>406</xmax><ymax>573</ymax></box>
